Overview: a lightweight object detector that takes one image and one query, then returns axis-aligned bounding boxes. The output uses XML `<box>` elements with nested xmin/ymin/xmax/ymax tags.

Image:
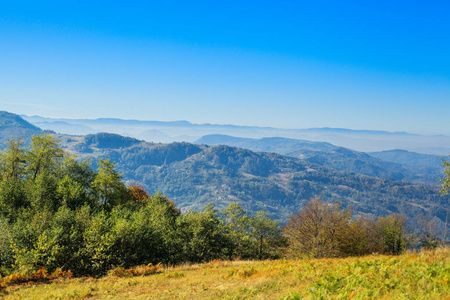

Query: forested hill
<box><xmin>0</xmin><ymin>113</ymin><xmax>447</xmax><ymax>228</ymax></box>
<box><xmin>195</xmin><ymin>134</ymin><xmax>443</xmax><ymax>185</ymax></box>
<box><xmin>59</xmin><ymin>133</ymin><xmax>449</xmax><ymax>227</ymax></box>
<box><xmin>369</xmin><ymin>149</ymin><xmax>445</xmax><ymax>172</ymax></box>
<box><xmin>0</xmin><ymin>111</ymin><xmax>46</xmax><ymax>147</ymax></box>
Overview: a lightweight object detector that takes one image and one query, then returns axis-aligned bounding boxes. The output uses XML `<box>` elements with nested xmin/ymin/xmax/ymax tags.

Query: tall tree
<box><xmin>0</xmin><ymin>138</ymin><xmax>26</xmax><ymax>180</ymax></box>
<box><xmin>221</xmin><ymin>202</ymin><xmax>250</xmax><ymax>259</ymax></box>
<box><xmin>179</xmin><ymin>203</ymin><xmax>225</xmax><ymax>262</ymax></box>
<box><xmin>249</xmin><ymin>210</ymin><xmax>284</xmax><ymax>259</ymax></box>
<box><xmin>440</xmin><ymin>156</ymin><xmax>450</xmax><ymax>195</ymax></box>
<box><xmin>284</xmin><ymin>197</ymin><xmax>351</xmax><ymax>258</ymax></box>
<box><xmin>25</xmin><ymin>134</ymin><xmax>65</xmax><ymax>180</ymax></box>
<box><xmin>377</xmin><ymin>213</ymin><xmax>407</xmax><ymax>255</ymax></box>
<box><xmin>93</xmin><ymin>159</ymin><xmax>127</xmax><ymax>208</ymax></box>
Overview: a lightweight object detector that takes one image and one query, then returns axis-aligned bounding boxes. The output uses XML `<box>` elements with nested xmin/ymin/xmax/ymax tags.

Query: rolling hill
<box><xmin>58</xmin><ymin>132</ymin><xmax>449</xmax><ymax>229</ymax></box>
<box><xmin>195</xmin><ymin>134</ymin><xmax>442</xmax><ymax>184</ymax></box>
<box><xmin>369</xmin><ymin>149</ymin><xmax>445</xmax><ymax>169</ymax></box>
<box><xmin>0</xmin><ymin>111</ymin><xmax>46</xmax><ymax>148</ymax></box>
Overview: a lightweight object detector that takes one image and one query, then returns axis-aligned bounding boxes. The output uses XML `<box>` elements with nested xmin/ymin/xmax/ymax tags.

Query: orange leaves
<box><xmin>0</xmin><ymin>267</ymin><xmax>73</xmax><ymax>288</ymax></box>
<box><xmin>127</xmin><ymin>184</ymin><xmax>149</xmax><ymax>205</ymax></box>
<box><xmin>108</xmin><ymin>263</ymin><xmax>162</xmax><ymax>277</ymax></box>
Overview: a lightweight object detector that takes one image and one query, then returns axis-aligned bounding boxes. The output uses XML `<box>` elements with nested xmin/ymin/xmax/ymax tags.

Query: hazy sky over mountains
<box><xmin>1</xmin><ymin>1</ymin><xmax>449</xmax><ymax>133</ymax></box>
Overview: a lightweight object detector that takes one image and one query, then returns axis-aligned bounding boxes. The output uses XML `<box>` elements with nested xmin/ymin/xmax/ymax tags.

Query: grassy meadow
<box><xmin>1</xmin><ymin>247</ymin><xmax>449</xmax><ymax>300</ymax></box>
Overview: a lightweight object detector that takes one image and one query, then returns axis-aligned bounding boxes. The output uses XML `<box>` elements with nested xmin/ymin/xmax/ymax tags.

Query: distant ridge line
<box><xmin>21</xmin><ymin>114</ymin><xmax>437</xmax><ymax>136</ymax></box>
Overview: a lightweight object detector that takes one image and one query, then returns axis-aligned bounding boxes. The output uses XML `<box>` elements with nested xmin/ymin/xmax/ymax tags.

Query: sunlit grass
<box><xmin>1</xmin><ymin>247</ymin><xmax>449</xmax><ymax>299</ymax></box>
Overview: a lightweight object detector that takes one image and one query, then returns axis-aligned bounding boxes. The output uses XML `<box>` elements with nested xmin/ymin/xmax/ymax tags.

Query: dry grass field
<box><xmin>1</xmin><ymin>247</ymin><xmax>449</xmax><ymax>300</ymax></box>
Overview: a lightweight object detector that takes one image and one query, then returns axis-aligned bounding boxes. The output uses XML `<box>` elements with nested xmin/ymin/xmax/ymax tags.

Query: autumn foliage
<box><xmin>284</xmin><ymin>196</ymin><xmax>408</xmax><ymax>258</ymax></box>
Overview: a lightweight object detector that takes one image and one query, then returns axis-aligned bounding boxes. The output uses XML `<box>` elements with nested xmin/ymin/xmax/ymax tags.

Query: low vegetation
<box><xmin>1</xmin><ymin>247</ymin><xmax>449</xmax><ymax>299</ymax></box>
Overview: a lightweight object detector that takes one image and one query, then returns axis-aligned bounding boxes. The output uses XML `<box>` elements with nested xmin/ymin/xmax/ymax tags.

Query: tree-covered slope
<box><xmin>0</xmin><ymin>111</ymin><xmax>45</xmax><ymax>148</ymax></box>
<box><xmin>196</xmin><ymin>134</ymin><xmax>442</xmax><ymax>184</ymax></box>
<box><xmin>63</xmin><ymin>134</ymin><xmax>449</xmax><ymax>227</ymax></box>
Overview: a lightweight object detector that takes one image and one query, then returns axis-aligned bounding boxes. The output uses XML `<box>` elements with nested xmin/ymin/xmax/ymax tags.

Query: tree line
<box><xmin>0</xmin><ymin>135</ymin><xmax>445</xmax><ymax>277</ymax></box>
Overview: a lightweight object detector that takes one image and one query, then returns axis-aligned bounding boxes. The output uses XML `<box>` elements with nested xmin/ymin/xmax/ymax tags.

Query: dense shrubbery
<box><xmin>0</xmin><ymin>135</ymin><xmax>285</xmax><ymax>276</ymax></box>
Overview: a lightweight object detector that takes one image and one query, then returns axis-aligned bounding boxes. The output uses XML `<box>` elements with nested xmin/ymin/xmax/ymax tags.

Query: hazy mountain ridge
<box><xmin>369</xmin><ymin>149</ymin><xmax>445</xmax><ymax>168</ymax></box>
<box><xmin>21</xmin><ymin>114</ymin><xmax>450</xmax><ymax>155</ymax></box>
<box><xmin>34</xmin><ymin>121</ymin><xmax>96</xmax><ymax>135</ymax></box>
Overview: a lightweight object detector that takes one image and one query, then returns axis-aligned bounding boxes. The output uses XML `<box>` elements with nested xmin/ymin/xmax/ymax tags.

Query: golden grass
<box><xmin>1</xmin><ymin>248</ymin><xmax>449</xmax><ymax>299</ymax></box>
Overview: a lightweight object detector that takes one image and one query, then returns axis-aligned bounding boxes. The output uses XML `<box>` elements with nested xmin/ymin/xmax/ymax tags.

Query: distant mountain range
<box><xmin>21</xmin><ymin>114</ymin><xmax>450</xmax><ymax>155</ymax></box>
<box><xmin>1</xmin><ymin>111</ymin><xmax>448</xmax><ymax>229</ymax></box>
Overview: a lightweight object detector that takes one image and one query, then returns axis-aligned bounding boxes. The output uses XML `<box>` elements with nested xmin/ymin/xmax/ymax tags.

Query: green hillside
<box><xmin>369</xmin><ymin>149</ymin><xmax>445</xmax><ymax>181</ymax></box>
<box><xmin>0</xmin><ymin>111</ymin><xmax>45</xmax><ymax>148</ymax></box>
<box><xmin>60</xmin><ymin>133</ymin><xmax>449</xmax><ymax>228</ymax></box>
<box><xmin>196</xmin><ymin>134</ymin><xmax>442</xmax><ymax>184</ymax></box>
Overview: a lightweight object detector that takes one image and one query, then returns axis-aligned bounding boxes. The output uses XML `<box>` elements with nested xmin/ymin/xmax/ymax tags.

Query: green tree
<box><xmin>61</xmin><ymin>156</ymin><xmax>96</xmax><ymax>191</ymax></box>
<box><xmin>440</xmin><ymin>156</ymin><xmax>450</xmax><ymax>195</ymax></box>
<box><xmin>179</xmin><ymin>203</ymin><xmax>225</xmax><ymax>262</ymax></box>
<box><xmin>377</xmin><ymin>213</ymin><xmax>407</xmax><ymax>255</ymax></box>
<box><xmin>28</xmin><ymin>171</ymin><xmax>60</xmax><ymax>212</ymax></box>
<box><xmin>25</xmin><ymin>135</ymin><xmax>65</xmax><ymax>181</ymax></box>
<box><xmin>82</xmin><ymin>210</ymin><xmax>113</xmax><ymax>275</ymax></box>
<box><xmin>221</xmin><ymin>202</ymin><xmax>250</xmax><ymax>259</ymax></box>
<box><xmin>144</xmin><ymin>192</ymin><xmax>181</xmax><ymax>263</ymax></box>
<box><xmin>0</xmin><ymin>178</ymin><xmax>27</xmax><ymax>220</ymax></box>
<box><xmin>438</xmin><ymin>157</ymin><xmax>450</xmax><ymax>245</ymax></box>
<box><xmin>59</xmin><ymin>157</ymin><xmax>97</xmax><ymax>209</ymax></box>
<box><xmin>249</xmin><ymin>210</ymin><xmax>285</xmax><ymax>259</ymax></box>
<box><xmin>0</xmin><ymin>139</ymin><xmax>28</xmax><ymax>220</ymax></box>
<box><xmin>0</xmin><ymin>138</ymin><xmax>26</xmax><ymax>180</ymax></box>
<box><xmin>93</xmin><ymin>159</ymin><xmax>127</xmax><ymax>208</ymax></box>
<box><xmin>30</xmin><ymin>206</ymin><xmax>82</xmax><ymax>272</ymax></box>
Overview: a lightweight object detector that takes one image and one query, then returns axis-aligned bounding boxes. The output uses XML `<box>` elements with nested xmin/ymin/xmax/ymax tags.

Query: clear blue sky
<box><xmin>1</xmin><ymin>1</ymin><xmax>449</xmax><ymax>134</ymax></box>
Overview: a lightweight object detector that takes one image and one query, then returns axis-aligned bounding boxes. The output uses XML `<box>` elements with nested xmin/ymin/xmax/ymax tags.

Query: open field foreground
<box><xmin>1</xmin><ymin>248</ymin><xmax>449</xmax><ymax>300</ymax></box>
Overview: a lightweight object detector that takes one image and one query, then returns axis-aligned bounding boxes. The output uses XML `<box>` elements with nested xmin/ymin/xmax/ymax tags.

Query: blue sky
<box><xmin>1</xmin><ymin>1</ymin><xmax>449</xmax><ymax>133</ymax></box>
